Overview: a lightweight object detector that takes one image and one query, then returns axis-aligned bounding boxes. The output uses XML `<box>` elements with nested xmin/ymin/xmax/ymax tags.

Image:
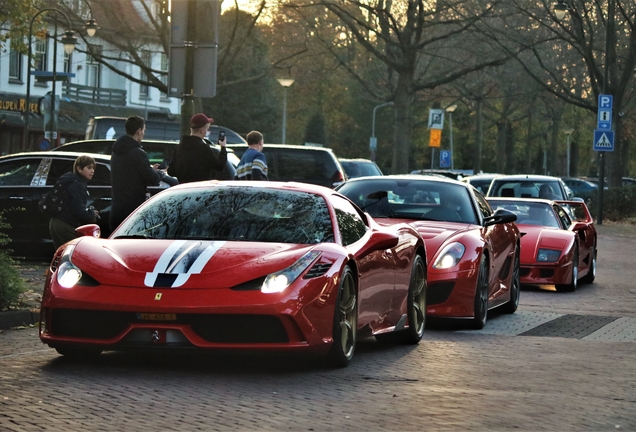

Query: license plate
<box><xmin>137</xmin><ymin>313</ymin><xmax>177</xmax><ymax>321</ymax></box>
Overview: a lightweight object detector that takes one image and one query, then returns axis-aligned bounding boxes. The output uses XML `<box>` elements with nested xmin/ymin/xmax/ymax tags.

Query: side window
<box><xmin>0</xmin><ymin>159</ymin><xmax>41</xmax><ymax>186</ymax></box>
<box><xmin>92</xmin><ymin>163</ymin><xmax>112</xmax><ymax>186</ymax></box>
<box><xmin>47</xmin><ymin>159</ymin><xmax>75</xmax><ymax>185</ymax></box>
<box><xmin>332</xmin><ymin>195</ymin><xmax>368</xmax><ymax>246</ymax></box>
<box><xmin>554</xmin><ymin>205</ymin><xmax>572</xmax><ymax>229</ymax></box>
<box><xmin>474</xmin><ymin>191</ymin><xmax>493</xmax><ymax>219</ymax></box>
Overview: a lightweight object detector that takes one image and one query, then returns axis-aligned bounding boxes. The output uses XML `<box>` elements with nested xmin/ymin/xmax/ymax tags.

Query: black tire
<box><xmin>54</xmin><ymin>346</ymin><xmax>102</xmax><ymax>359</ymax></box>
<box><xmin>471</xmin><ymin>255</ymin><xmax>489</xmax><ymax>329</ymax></box>
<box><xmin>556</xmin><ymin>246</ymin><xmax>578</xmax><ymax>292</ymax></box>
<box><xmin>375</xmin><ymin>254</ymin><xmax>426</xmax><ymax>345</ymax></box>
<box><xmin>581</xmin><ymin>243</ymin><xmax>597</xmax><ymax>284</ymax></box>
<box><xmin>404</xmin><ymin>254</ymin><xmax>426</xmax><ymax>344</ymax></box>
<box><xmin>501</xmin><ymin>249</ymin><xmax>520</xmax><ymax>314</ymax></box>
<box><xmin>325</xmin><ymin>266</ymin><xmax>357</xmax><ymax>368</ymax></box>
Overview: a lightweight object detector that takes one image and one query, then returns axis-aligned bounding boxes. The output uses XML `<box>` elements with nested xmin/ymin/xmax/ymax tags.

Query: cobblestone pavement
<box><xmin>0</xmin><ymin>223</ymin><xmax>635</xmax><ymax>431</ymax></box>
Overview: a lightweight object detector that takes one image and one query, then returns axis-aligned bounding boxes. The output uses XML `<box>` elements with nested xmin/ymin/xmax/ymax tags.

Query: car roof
<box><xmin>492</xmin><ymin>174</ymin><xmax>563</xmax><ymax>181</ymax></box>
<box><xmin>228</xmin><ymin>143</ymin><xmax>336</xmax><ymax>152</ymax></box>
<box><xmin>344</xmin><ymin>174</ymin><xmax>468</xmax><ymax>187</ymax></box>
<box><xmin>0</xmin><ymin>150</ymin><xmax>111</xmax><ymax>161</ymax></box>
<box><xmin>339</xmin><ymin>158</ymin><xmax>376</xmax><ymax>163</ymax></box>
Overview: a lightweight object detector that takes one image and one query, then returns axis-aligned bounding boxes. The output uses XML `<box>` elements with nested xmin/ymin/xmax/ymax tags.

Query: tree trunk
<box><xmin>391</xmin><ymin>73</ymin><xmax>413</xmax><ymax>174</ymax></box>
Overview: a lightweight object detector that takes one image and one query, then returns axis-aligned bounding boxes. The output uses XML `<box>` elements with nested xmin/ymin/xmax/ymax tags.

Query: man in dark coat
<box><xmin>168</xmin><ymin>113</ymin><xmax>227</xmax><ymax>183</ymax></box>
<box><xmin>110</xmin><ymin>115</ymin><xmax>166</xmax><ymax>231</ymax></box>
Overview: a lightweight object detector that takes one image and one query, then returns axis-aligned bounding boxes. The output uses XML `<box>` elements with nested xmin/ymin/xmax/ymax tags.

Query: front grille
<box><xmin>51</xmin><ymin>309</ymin><xmax>289</xmax><ymax>343</ymax></box>
<box><xmin>539</xmin><ymin>268</ymin><xmax>555</xmax><ymax>278</ymax></box>
<box><xmin>520</xmin><ymin>268</ymin><xmax>531</xmax><ymax>277</ymax></box>
<box><xmin>185</xmin><ymin>315</ymin><xmax>289</xmax><ymax>343</ymax></box>
<box><xmin>427</xmin><ymin>282</ymin><xmax>455</xmax><ymax>305</ymax></box>
<box><xmin>52</xmin><ymin>309</ymin><xmax>133</xmax><ymax>339</ymax></box>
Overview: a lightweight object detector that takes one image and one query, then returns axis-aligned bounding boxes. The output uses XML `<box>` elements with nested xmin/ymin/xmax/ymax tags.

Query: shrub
<box><xmin>0</xmin><ymin>210</ymin><xmax>26</xmax><ymax>310</ymax></box>
<box><xmin>585</xmin><ymin>186</ymin><xmax>636</xmax><ymax>221</ymax></box>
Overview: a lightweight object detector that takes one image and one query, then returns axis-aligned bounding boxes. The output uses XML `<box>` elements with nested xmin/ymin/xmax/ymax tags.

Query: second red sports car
<box><xmin>338</xmin><ymin>175</ymin><xmax>520</xmax><ymax>329</ymax></box>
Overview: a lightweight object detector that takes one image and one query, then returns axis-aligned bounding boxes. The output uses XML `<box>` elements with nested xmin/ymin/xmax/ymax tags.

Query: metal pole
<box><xmin>50</xmin><ymin>14</ymin><xmax>58</xmax><ymax>147</ymax></box>
<box><xmin>370</xmin><ymin>102</ymin><xmax>393</xmax><ymax>162</ymax></box>
<box><xmin>449</xmin><ymin>111</ymin><xmax>454</xmax><ymax>170</ymax></box>
<box><xmin>282</xmin><ymin>87</ymin><xmax>287</xmax><ymax>144</ymax></box>
<box><xmin>22</xmin><ymin>8</ymin><xmax>75</xmax><ymax>151</ymax></box>
<box><xmin>597</xmin><ymin>0</ymin><xmax>614</xmax><ymax>225</ymax></box>
<box><xmin>566</xmin><ymin>133</ymin><xmax>571</xmax><ymax>177</ymax></box>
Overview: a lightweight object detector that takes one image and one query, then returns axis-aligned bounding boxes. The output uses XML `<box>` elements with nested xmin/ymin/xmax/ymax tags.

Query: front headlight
<box><xmin>537</xmin><ymin>248</ymin><xmax>561</xmax><ymax>263</ymax></box>
<box><xmin>432</xmin><ymin>242</ymin><xmax>466</xmax><ymax>269</ymax></box>
<box><xmin>262</xmin><ymin>251</ymin><xmax>322</xmax><ymax>293</ymax></box>
<box><xmin>56</xmin><ymin>244</ymin><xmax>82</xmax><ymax>288</ymax></box>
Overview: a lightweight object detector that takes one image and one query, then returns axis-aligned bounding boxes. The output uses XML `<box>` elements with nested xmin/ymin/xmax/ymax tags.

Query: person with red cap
<box><xmin>167</xmin><ymin>113</ymin><xmax>227</xmax><ymax>183</ymax></box>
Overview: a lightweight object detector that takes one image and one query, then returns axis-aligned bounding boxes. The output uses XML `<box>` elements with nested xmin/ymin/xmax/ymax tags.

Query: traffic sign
<box><xmin>598</xmin><ymin>94</ymin><xmax>613</xmax><ymax>109</ymax></box>
<box><xmin>428</xmin><ymin>109</ymin><xmax>444</xmax><ymax>130</ymax></box>
<box><xmin>597</xmin><ymin>109</ymin><xmax>612</xmax><ymax>130</ymax></box>
<box><xmin>429</xmin><ymin>129</ymin><xmax>441</xmax><ymax>147</ymax></box>
<box><xmin>440</xmin><ymin>150</ymin><xmax>451</xmax><ymax>168</ymax></box>
<box><xmin>593</xmin><ymin>130</ymin><xmax>614</xmax><ymax>152</ymax></box>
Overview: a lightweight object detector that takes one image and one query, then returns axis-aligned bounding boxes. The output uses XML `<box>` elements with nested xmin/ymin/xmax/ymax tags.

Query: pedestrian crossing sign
<box><xmin>593</xmin><ymin>130</ymin><xmax>614</xmax><ymax>152</ymax></box>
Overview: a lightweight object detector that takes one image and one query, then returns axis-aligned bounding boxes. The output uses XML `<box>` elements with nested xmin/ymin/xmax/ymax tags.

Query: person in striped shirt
<box><xmin>236</xmin><ymin>131</ymin><xmax>268</xmax><ymax>180</ymax></box>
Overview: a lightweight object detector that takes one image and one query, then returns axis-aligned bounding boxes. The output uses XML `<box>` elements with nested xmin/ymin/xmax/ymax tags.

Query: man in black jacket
<box><xmin>168</xmin><ymin>113</ymin><xmax>227</xmax><ymax>183</ymax></box>
<box><xmin>110</xmin><ymin>116</ymin><xmax>167</xmax><ymax>231</ymax></box>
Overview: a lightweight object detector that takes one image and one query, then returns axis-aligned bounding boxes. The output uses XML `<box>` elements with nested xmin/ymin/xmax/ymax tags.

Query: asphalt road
<box><xmin>1</xmin><ymin>223</ymin><xmax>635</xmax><ymax>431</ymax></box>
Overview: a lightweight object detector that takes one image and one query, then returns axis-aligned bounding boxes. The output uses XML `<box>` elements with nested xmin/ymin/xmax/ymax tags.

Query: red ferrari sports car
<box><xmin>487</xmin><ymin>198</ymin><xmax>597</xmax><ymax>292</ymax></box>
<box><xmin>337</xmin><ymin>175</ymin><xmax>520</xmax><ymax>329</ymax></box>
<box><xmin>39</xmin><ymin>181</ymin><xmax>427</xmax><ymax>367</ymax></box>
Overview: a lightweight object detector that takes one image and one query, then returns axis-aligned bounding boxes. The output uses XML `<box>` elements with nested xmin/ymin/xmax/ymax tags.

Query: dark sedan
<box><xmin>0</xmin><ymin>151</ymin><xmax>167</xmax><ymax>260</ymax></box>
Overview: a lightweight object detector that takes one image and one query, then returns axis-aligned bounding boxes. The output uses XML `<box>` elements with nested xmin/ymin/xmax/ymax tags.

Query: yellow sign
<box><xmin>429</xmin><ymin>129</ymin><xmax>441</xmax><ymax>147</ymax></box>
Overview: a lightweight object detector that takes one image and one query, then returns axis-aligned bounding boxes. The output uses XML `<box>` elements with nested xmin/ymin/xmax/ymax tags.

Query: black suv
<box><xmin>53</xmin><ymin>139</ymin><xmax>240</xmax><ymax>180</ymax></box>
<box><xmin>228</xmin><ymin>144</ymin><xmax>347</xmax><ymax>188</ymax></box>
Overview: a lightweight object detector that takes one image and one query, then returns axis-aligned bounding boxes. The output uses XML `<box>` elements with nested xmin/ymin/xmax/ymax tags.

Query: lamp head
<box><xmin>554</xmin><ymin>0</ymin><xmax>569</xmax><ymax>20</ymax></box>
<box><xmin>446</xmin><ymin>104</ymin><xmax>458</xmax><ymax>113</ymax></box>
<box><xmin>277</xmin><ymin>78</ymin><xmax>295</xmax><ymax>88</ymax></box>
<box><xmin>85</xmin><ymin>19</ymin><xmax>99</xmax><ymax>37</ymax></box>
<box><xmin>61</xmin><ymin>30</ymin><xmax>78</xmax><ymax>55</ymax></box>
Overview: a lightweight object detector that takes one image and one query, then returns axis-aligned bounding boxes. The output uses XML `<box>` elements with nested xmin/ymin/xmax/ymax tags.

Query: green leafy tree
<box><xmin>0</xmin><ymin>0</ymin><xmax>43</xmax><ymax>52</ymax></box>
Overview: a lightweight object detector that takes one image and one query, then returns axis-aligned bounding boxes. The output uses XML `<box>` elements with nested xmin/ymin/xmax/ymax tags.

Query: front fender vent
<box><xmin>303</xmin><ymin>263</ymin><xmax>332</xmax><ymax>279</ymax></box>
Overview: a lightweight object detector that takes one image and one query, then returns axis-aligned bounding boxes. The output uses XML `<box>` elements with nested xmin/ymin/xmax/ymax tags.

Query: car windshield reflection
<box><xmin>338</xmin><ymin>179</ymin><xmax>478</xmax><ymax>224</ymax></box>
<box><xmin>114</xmin><ymin>187</ymin><xmax>335</xmax><ymax>244</ymax></box>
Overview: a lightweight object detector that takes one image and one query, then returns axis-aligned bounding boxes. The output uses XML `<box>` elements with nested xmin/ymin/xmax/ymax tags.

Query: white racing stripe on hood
<box><xmin>144</xmin><ymin>240</ymin><xmax>226</xmax><ymax>288</ymax></box>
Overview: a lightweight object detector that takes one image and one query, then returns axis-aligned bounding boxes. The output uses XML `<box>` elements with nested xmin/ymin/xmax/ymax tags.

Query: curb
<box><xmin>0</xmin><ymin>310</ymin><xmax>40</xmax><ymax>330</ymax></box>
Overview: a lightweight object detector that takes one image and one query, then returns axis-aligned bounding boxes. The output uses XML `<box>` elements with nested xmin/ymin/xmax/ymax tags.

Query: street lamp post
<box><xmin>22</xmin><ymin>6</ymin><xmax>98</xmax><ymax>150</ymax></box>
<box><xmin>554</xmin><ymin>0</ymin><xmax>614</xmax><ymax>224</ymax></box>
<box><xmin>445</xmin><ymin>104</ymin><xmax>457</xmax><ymax>170</ymax></box>
<box><xmin>370</xmin><ymin>102</ymin><xmax>394</xmax><ymax>162</ymax></box>
<box><xmin>277</xmin><ymin>78</ymin><xmax>294</xmax><ymax>144</ymax></box>
<box><xmin>563</xmin><ymin>128</ymin><xmax>574</xmax><ymax>177</ymax></box>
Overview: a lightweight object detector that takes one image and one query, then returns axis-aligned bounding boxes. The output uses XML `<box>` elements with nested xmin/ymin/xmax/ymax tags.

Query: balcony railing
<box><xmin>62</xmin><ymin>82</ymin><xmax>127</xmax><ymax>106</ymax></box>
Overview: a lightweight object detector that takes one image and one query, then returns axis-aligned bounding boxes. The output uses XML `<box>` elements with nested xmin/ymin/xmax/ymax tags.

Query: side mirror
<box><xmin>484</xmin><ymin>208</ymin><xmax>517</xmax><ymax>226</ymax></box>
<box><xmin>75</xmin><ymin>224</ymin><xmax>101</xmax><ymax>238</ymax></box>
<box><xmin>357</xmin><ymin>231</ymin><xmax>399</xmax><ymax>257</ymax></box>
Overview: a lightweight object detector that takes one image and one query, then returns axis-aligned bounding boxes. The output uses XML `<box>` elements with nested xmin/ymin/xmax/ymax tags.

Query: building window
<box><xmin>160</xmin><ymin>53</ymin><xmax>168</xmax><ymax>99</ymax></box>
<box><xmin>139</xmin><ymin>51</ymin><xmax>151</xmax><ymax>98</ymax></box>
<box><xmin>86</xmin><ymin>44</ymin><xmax>102</xmax><ymax>87</ymax></box>
<box><xmin>34</xmin><ymin>38</ymin><xmax>48</xmax><ymax>72</ymax></box>
<box><xmin>9</xmin><ymin>42</ymin><xmax>23</xmax><ymax>81</ymax></box>
<box><xmin>64</xmin><ymin>52</ymin><xmax>72</xmax><ymax>75</ymax></box>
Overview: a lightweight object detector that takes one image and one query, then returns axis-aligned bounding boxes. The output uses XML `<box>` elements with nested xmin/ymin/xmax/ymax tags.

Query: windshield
<box><xmin>489</xmin><ymin>200</ymin><xmax>560</xmax><ymax>228</ymax></box>
<box><xmin>338</xmin><ymin>179</ymin><xmax>478</xmax><ymax>224</ymax></box>
<box><xmin>114</xmin><ymin>186</ymin><xmax>335</xmax><ymax>244</ymax></box>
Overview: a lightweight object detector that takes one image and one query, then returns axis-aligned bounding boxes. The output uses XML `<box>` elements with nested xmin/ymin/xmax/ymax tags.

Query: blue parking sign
<box><xmin>440</xmin><ymin>150</ymin><xmax>451</xmax><ymax>168</ymax></box>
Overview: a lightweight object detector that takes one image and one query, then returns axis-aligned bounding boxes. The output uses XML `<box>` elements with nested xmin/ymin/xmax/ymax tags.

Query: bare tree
<box><xmin>282</xmin><ymin>0</ymin><xmax>512</xmax><ymax>174</ymax></box>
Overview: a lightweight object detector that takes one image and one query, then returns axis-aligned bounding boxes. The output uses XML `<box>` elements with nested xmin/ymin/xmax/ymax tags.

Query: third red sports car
<box><xmin>487</xmin><ymin>197</ymin><xmax>597</xmax><ymax>292</ymax></box>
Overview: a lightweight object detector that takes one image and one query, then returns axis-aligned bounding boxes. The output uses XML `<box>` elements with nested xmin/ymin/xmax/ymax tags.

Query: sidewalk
<box><xmin>0</xmin><ymin>261</ymin><xmax>48</xmax><ymax>330</ymax></box>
